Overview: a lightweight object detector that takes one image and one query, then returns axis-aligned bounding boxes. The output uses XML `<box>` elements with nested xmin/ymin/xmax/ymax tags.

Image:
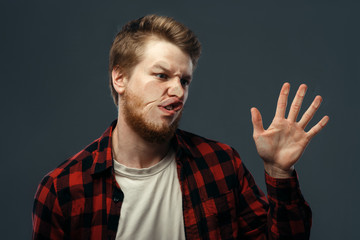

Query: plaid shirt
<box><xmin>33</xmin><ymin>120</ymin><xmax>311</xmax><ymax>239</ymax></box>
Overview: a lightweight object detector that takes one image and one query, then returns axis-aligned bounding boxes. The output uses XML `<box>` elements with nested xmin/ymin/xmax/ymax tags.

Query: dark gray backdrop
<box><xmin>1</xmin><ymin>0</ymin><xmax>359</xmax><ymax>239</ymax></box>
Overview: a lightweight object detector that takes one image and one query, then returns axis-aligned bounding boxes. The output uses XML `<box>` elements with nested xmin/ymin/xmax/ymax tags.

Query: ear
<box><xmin>112</xmin><ymin>67</ymin><xmax>128</xmax><ymax>95</ymax></box>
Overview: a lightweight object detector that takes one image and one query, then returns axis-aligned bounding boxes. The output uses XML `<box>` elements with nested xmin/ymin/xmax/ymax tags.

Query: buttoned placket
<box><xmin>107</xmin><ymin>171</ymin><xmax>124</xmax><ymax>240</ymax></box>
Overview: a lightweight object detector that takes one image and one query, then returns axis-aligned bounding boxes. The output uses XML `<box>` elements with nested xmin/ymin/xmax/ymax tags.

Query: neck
<box><xmin>112</xmin><ymin>116</ymin><xmax>171</xmax><ymax>169</ymax></box>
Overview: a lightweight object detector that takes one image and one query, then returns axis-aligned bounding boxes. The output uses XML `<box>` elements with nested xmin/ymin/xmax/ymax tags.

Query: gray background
<box><xmin>1</xmin><ymin>0</ymin><xmax>359</xmax><ymax>239</ymax></box>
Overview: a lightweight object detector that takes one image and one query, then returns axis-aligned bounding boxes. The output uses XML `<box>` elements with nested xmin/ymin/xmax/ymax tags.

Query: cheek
<box><xmin>183</xmin><ymin>90</ymin><xmax>189</xmax><ymax>103</ymax></box>
<box><xmin>143</xmin><ymin>81</ymin><xmax>165</xmax><ymax>100</ymax></box>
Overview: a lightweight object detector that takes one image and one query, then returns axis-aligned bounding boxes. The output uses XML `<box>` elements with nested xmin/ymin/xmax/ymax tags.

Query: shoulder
<box><xmin>175</xmin><ymin>129</ymin><xmax>240</xmax><ymax>160</ymax></box>
<box><xmin>48</xmin><ymin>139</ymin><xmax>99</xmax><ymax>181</ymax></box>
<box><xmin>34</xmin><ymin>121</ymin><xmax>116</xmax><ymax>220</ymax></box>
<box><xmin>175</xmin><ymin>129</ymin><xmax>244</xmax><ymax>182</ymax></box>
<box><xmin>175</xmin><ymin>129</ymin><xmax>258</xmax><ymax>193</ymax></box>
<box><xmin>35</xmin><ymin>136</ymin><xmax>102</xmax><ymax>204</ymax></box>
<box><xmin>175</xmin><ymin>129</ymin><xmax>247</xmax><ymax>195</ymax></box>
<box><xmin>38</xmin><ymin>121</ymin><xmax>116</xmax><ymax>192</ymax></box>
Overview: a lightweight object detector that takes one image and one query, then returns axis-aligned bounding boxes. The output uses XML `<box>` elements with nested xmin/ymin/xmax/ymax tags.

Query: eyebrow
<box><xmin>151</xmin><ymin>63</ymin><xmax>192</xmax><ymax>80</ymax></box>
<box><xmin>151</xmin><ymin>63</ymin><xmax>170</xmax><ymax>72</ymax></box>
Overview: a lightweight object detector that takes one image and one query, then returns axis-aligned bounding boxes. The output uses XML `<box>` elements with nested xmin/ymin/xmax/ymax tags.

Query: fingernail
<box><xmin>321</xmin><ymin>116</ymin><xmax>329</xmax><ymax>126</ymax></box>
<box><xmin>314</xmin><ymin>96</ymin><xmax>322</xmax><ymax>108</ymax></box>
<box><xmin>299</xmin><ymin>87</ymin><xmax>307</xmax><ymax>97</ymax></box>
<box><xmin>284</xmin><ymin>86</ymin><xmax>289</xmax><ymax>94</ymax></box>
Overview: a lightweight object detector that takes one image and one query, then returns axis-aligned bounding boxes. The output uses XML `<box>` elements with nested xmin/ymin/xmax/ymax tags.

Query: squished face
<box><xmin>120</xmin><ymin>39</ymin><xmax>193</xmax><ymax>143</ymax></box>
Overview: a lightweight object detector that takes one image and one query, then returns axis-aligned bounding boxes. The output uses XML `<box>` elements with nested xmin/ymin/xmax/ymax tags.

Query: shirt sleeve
<box><xmin>264</xmin><ymin>171</ymin><xmax>312</xmax><ymax>239</ymax></box>
<box><xmin>32</xmin><ymin>175</ymin><xmax>65</xmax><ymax>240</ymax></box>
<box><xmin>233</xmin><ymin>149</ymin><xmax>312</xmax><ymax>240</ymax></box>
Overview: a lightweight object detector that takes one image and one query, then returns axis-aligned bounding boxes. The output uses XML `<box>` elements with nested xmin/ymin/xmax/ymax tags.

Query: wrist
<box><xmin>264</xmin><ymin>163</ymin><xmax>294</xmax><ymax>178</ymax></box>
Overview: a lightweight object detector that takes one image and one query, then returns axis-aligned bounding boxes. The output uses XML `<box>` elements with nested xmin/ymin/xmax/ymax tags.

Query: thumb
<box><xmin>251</xmin><ymin>107</ymin><xmax>264</xmax><ymax>137</ymax></box>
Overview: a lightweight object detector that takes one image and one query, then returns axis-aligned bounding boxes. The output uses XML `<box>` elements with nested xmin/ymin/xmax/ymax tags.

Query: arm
<box><xmin>32</xmin><ymin>175</ymin><xmax>65</xmax><ymax>240</ymax></box>
<box><xmin>241</xmin><ymin>83</ymin><xmax>328</xmax><ymax>239</ymax></box>
<box><xmin>265</xmin><ymin>171</ymin><xmax>312</xmax><ymax>240</ymax></box>
<box><xmin>234</xmin><ymin>150</ymin><xmax>311</xmax><ymax>240</ymax></box>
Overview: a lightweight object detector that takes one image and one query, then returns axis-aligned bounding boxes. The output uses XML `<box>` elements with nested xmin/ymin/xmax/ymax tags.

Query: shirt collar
<box><xmin>90</xmin><ymin>120</ymin><xmax>196</xmax><ymax>176</ymax></box>
<box><xmin>90</xmin><ymin>120</ymin><xmax>117</xmax><ymax>176</ymax></box>
<box><xmin>173</xmin><ymin>129</ymin><xmax>200</xmax><ymax>159</ymax></box>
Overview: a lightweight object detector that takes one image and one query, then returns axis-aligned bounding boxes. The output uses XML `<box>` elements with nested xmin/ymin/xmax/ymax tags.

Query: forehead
<box><xmin>139</xmin><ymin>38</ymin><xmax>193</xmax><ymax>75</ymax></box>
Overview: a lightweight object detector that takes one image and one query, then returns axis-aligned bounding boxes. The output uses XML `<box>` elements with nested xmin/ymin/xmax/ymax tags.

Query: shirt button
<box><xmin>113</xmin><ymin>188</ymin><xmax>124</xmax><ymax>203</ymax></box>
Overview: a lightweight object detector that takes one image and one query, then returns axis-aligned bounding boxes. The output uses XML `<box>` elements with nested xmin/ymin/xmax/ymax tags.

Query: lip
<box><xmin>159</xmin><ymin>106</ymin><xmax>178</xmax><ymax>116</ymax></box>
<box><xmin>158</xmin><ymin>97</ymin><xmax>183</xmax><ymax>116</ymax></box>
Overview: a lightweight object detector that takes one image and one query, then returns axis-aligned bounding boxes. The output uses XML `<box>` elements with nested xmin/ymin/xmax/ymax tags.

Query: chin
<box><xmin>124</xmin><ymin>112</ymin><xmax>182</xmax><ymax>144</ymax></box>
<box><xmin>122</xmin><ymin>89</ymin><xmax>182</xmax><ymax>144</ymax></box>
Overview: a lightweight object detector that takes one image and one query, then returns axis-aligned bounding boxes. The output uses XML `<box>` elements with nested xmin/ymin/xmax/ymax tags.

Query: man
<box><xmin>32</xmin><ymin>15</ymin><xmax>329</xmax><ymax>239</ymax></box>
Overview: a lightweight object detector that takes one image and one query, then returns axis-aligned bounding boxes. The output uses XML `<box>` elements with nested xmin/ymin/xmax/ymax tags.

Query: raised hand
<box><xmin>250</xmin><ymin>83</ymin><xmax>329</xmax><ymax>178</ymax></box>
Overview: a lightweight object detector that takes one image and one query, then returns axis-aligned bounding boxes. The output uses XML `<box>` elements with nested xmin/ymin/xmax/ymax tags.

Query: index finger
<box><xmin>275</xmin><ymin>82</ymin><xmax>290</xmax><ymax>118</ymax></box>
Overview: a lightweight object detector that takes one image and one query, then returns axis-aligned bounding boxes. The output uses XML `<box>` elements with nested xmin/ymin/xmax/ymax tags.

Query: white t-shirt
<box><xmin>113</xmin><ymin>148</ymin><xmax>186</xmax><ymax>240</ymax></box>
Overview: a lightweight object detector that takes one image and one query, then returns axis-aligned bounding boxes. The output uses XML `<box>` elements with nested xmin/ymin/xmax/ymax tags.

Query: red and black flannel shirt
<box><xmin>33</xmin><ymin>120</ymin><xmax>312</xmax><ymax>239</ymax></box>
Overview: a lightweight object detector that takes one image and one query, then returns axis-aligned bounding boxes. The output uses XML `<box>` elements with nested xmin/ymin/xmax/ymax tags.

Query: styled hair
<box><xmin>109</xmin><ymin>14</ymin><xmax>202</xmax><ymax>106</ymax></box>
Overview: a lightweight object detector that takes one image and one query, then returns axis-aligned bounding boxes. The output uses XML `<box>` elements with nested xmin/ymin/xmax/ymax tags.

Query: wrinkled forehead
<box><xmin>140</xmin><ymin>38</ymin><xmax>193</xmax><ymax>75</ymax></box>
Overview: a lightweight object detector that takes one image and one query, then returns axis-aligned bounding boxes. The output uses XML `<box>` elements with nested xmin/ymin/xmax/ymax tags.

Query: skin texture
<box><xmin>251</xmin><ymin>83</ymin><xmax>329</xmax><ymax>178</ymax></box>
<box><xmin>111</xmin><ymin>38</ymin><xmax>193</xmax><ymax>168</ymax></box>
<box><xmin>121</xmin><ymin>84</ymin><xmax>183</xmax><ymax>144</ymax></box>
<box><xmin>111</xmin><ymin>38</ymin><xmax>329</xmax><ymax>177</ymax></box>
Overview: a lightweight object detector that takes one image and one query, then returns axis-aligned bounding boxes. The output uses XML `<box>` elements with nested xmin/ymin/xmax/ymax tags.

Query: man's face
<box><xmin>120</xmin><ymin>38</ymin><xmax>193</xmax><ymax>143</ymax></box>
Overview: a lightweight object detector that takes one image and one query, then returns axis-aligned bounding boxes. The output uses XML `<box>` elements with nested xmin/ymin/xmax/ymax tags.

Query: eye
<box><xmin>180</xmin><ymin>78</ymin><xmax>190</xmax><ymax>87</ymax></box>
<box><xmin>156</xmin><ymin>73</ymin><xmax>168</xmax><ymax>79</ymax></box>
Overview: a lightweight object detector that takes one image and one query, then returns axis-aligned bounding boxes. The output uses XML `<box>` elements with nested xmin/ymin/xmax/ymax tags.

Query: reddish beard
<box><xmin>121</xmin><ymin>88</ymin><xmax>182</xmax><ymax>144</ymax></box>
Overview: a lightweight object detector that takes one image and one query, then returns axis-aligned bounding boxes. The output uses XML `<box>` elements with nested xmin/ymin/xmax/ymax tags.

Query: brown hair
<box><xmin>109</xmin><ymin>14</ymin><xmax>202</xmax><ymax>106</ymax></box>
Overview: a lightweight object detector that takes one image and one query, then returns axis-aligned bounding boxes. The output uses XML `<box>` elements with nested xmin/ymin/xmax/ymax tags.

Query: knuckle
<box><xmin>278</xmin><ymin>102</ymin><xmax>286</xmax><ymax>108</ymax></box>
<box><xmin>292</xmin><ymin>104</ymin><xmax>300</xmax><ymax>110</ymax></box>
<box><xmin>304</xmin><ymin>112</ymin><xmax>311</xmax><ymax>119</ymax></box>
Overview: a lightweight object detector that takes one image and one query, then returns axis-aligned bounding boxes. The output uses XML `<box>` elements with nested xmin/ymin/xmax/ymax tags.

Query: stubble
<box><xmin>121</xmin><ymin>88</ymin><xmax>181</xmax><ymax>144</ymax></box>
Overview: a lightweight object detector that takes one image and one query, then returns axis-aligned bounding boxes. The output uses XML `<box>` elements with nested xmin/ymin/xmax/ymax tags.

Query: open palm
<box><xmin>251</xmin><ymin>83</ymin><xmax>329</xmax><ymax>177</ymax></box>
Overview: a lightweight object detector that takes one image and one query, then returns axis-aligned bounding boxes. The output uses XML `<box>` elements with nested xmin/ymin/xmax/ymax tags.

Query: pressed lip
<box><xmin>159</xmin><ymin>106</ymin><xmax>177</xmax><ymax>116</ymax></box>
<box><xmin>158</xmin><ymin>103</ymin><xmax>183</xmax><ymax>116</ymax></box>
<box><xmin>158</xmin><ymin>97</ymin><xmax>183</xmax><ymax>113</ymax></box>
